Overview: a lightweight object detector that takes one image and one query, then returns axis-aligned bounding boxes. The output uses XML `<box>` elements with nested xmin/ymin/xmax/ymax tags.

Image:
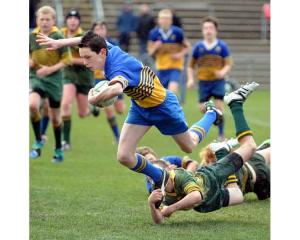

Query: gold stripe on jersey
<box><xmin>184</xmin><ymin>182</ymin><xmax>201</xmax><ymax>194</ymax></box>
<box><xmin>61</xmin><ymin>27</ymin><xmax>83</xmax><ymax>58</ymax></box>
<box><xmin>155</xmin><ymin>43</ymin><xmax>184</xmax><ymax>70</ymax></box>
<box><xmin>124</xmin><ymin>66</ymin><xmax>166</xmax><ymax>108</ymax></box>
<box><xmin>193</xmin><ymin>55</ymin><xmax>233</xmax><ymax>81</ymax></box>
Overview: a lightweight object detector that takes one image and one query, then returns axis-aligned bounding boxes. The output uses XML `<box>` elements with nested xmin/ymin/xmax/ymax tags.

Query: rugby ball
<box><xmin>91</xmin><ymin>80</ymin><xmax>118</xmax><ymax>108</ymax></box>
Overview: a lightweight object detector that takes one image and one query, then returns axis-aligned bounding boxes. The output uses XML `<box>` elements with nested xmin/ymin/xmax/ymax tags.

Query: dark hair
<box><xmin>91</xmin><ymin>20</ymin><xmax>108</xmax><ymax>32</ymax></box>
<box><xmin>78</xmin><ymin>30</ymin><xmax>107</xmax><ymax>54</ymax></box>
<box><xmin>201</xmin><ymin>16</ymin><xmax>219</xmax><ymax>30</ymax></box>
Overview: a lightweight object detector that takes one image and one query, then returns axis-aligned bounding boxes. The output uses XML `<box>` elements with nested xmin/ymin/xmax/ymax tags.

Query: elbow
<box><xmin>153</xmin><ymin>218</ymin><xmax>164</xmax><ymax>225</ymax></box>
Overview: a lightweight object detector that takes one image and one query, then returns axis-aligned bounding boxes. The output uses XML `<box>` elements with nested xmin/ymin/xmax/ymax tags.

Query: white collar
<box><xmin>203</xmin><ymin>39</ymin><xmax>218</xmax><ymax>51</ymax></box>
<box><xmin>159</xmin><ymin>27</ymin><xmax>173</xmax><ymax>40</ymax></box>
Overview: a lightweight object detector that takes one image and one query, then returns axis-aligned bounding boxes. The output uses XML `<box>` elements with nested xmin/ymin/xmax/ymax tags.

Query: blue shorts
<box><xmin>94</xmin><ymin>78</ymin><xmax>124</xmax><ymax>100</ymax></box>
<box><xmin>198</xmin><ymin>80</ymin><xmax>225</xmax><ymax>102</ymax></box>
<box><xmin>125</xmin><ymin>90</ymin><xmax>188</xmax><ymax>135</ymax></box>
<box><xmin>157</xmin><ymin>69</ymin><xmax>181</xmax><ymax>89</ymax></box>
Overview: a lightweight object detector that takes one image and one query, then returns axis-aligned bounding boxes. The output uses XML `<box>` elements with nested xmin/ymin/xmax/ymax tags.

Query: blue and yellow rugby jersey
<box><xmin>149</xmin><ymin>25</ymin><xmax>185</xmax><ymax>70</ymax></box>
<box><xmin>189</xmin><ymin>39</ymin><xmax>233</xmax><ymax>81</ymax></box>
<box><xmin>104</xmin><ymin>45</ymin><xmax>166</xmax><ymax>108</ymax></box>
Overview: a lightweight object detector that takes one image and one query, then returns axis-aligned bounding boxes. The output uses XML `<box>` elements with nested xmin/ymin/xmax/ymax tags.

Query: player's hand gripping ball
<box><xmin>89</xmin><ymin>80</ymin><xmax>118</xmax><ymax>108</ymax></box>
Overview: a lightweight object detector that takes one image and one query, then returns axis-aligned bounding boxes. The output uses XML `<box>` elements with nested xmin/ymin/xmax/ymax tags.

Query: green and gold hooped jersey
<box><xmin>60</xmin><ymin>27</ymin><xmax>93</xmax><ymax>86</ymax></box>
<box><xmin>104</xmin><ymin>44</ymin><xmax>166</xmax><ymax>108</ymax></box>
<box><xmin>60</xmin><ymin>27</ymin><xmax>83</xmax><ymax>58</ymax></box>
<box><xmin>29</xmin><ymin>26</ymin><xmax>71</xmax><ymax>69</ymax></box>
<box><xmin>163</xmin><ymin>168</ymin><xmax>206</xmax><ymax>206</ymax></box>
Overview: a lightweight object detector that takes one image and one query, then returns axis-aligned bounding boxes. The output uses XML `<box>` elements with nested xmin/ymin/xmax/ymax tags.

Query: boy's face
<box><xmin>158</xmin><ymin>15</ymin><xmax>172</xmax><ymax>30</ymax></box>
<box><xmin>37</xmin><ymin>13</ymin><xmax>55</xmax><ymax>33</ymax></box>
<box><xmin>93</xmin><ymin>25</ymin><xmax>107</xmax><ymax>38</ymax></box>
<box><xmin>202</xmin><ymin>21</ymin><xmax>217</xmax><ymax>41</ymax></box>
<box><xmin>66</xmin><ymin>16</ymin><xmax>80</xmax><ymax>32</ymax></box>
<box><xmin>79</xmin><ymin>47</ymin><xmax>106</xmax><ymax>71</ymax></box>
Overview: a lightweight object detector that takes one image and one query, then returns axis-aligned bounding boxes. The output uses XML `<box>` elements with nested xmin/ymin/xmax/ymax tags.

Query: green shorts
<box><xmin>194</xmin><ymin>152</ymin><xmax>243</xmax><ymax>213</ymax></box>
<box><xmin>30</xmin><ymin>70</ymin><xmax>62</xmax><ymax>108</ymax></box>
<box><xmin>63</xmin><ymin>66</ymin><xmax>93</xmax><ymax>95</ymax></box>
<box><xmin>248</xmin><ymin>153</ymin><xmax>270</xmax><ymax>200</ymax></box>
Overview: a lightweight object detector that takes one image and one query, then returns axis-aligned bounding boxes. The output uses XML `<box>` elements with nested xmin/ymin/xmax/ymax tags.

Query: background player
<box><xmin>92</xmin><ymin>20</ymin><xmax>126</xmax><ymax>143</ymax></box>
<box><xmin>148</xmin><ymin>9</ymin><xmax>190</xmax><ymax>94</ymax></box>
<box><xmin>60</xmin><ymin>10</ymin><xmax>94</xmax><ymax>150</ymax></box>
<box><xmin>29</xmin><ymin>6</ymin><xmax>71</xmax><ymax>162</ymax></box>
<box><xmin>148</xmin><ymin>82</ymin><xmax>259</xmax><ymax>224</ymax></box>
<box><xmin>187</xmin><ymin>16</ymin><xmax>233</xmax><ymax>140</ymax></box>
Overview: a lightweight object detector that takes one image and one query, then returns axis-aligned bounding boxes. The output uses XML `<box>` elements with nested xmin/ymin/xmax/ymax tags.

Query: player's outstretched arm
<box><xmin>36</xmin><ymin>33</ymin><xmax>82</xmax><ymax>50</ymax></box>
<box><xmin>148</xmin><ymin>189</ymin><xmax>165</xmax><ymax>224</ymax></box>
<box><xmin>161</xmin><ymin>191</ymin><xmax>202</xmax><ymax>218</ymax></box>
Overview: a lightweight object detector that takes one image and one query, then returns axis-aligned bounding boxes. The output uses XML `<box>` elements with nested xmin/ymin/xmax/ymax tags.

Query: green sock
<box><xmin>62</xmin><ymin>116</ymin><xmax>71</xmax><ymax>144</ymax></box>
<box><xmin>229</xmin><ymin>101</ymin><xmax>253</xmax><ymax>140</ymax></box>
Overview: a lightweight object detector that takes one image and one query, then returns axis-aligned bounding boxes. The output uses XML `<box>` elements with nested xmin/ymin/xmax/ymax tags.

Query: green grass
<box><xmin>30</xmin><ymin>89</ymin><xmax>270</xmax><ymax>240</ymax></box>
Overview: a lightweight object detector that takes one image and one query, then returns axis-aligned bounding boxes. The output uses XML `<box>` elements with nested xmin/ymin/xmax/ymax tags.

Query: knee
<box><xmin>78</xmin><ymin>111</ymin><xmax>88</xmax><ymax>118</ymax></box>
<box><xmin>117</xmin><ymin>150</ymin><xmax>133</xmax><ymax>166</ymax></box>
<box><xmin>29</xmin><ymin>102</ymin><xmax>39</xmax><ymax>114</ymax></box>
<box><xmin>62</xmin><ymin>102</ymin><xmax>72</xmax><ymax>114</ymax></box>
<box><xmin>51</xmin><ymin>117</ymin><xmax>61</xmax><ymax>128</ymax></box>
<box><xmin>180</xmin><ymin>145</ymin><xmax>193</xmax><ymax>154</ymax></box>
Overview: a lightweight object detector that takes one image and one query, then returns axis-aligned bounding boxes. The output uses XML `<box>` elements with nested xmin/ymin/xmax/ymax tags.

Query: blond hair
<box><xmin>136</xmin><ymin>146</ymin><xmax>158</xmax><ymax>159</ymax></box>
<box><xmin>36</xmin><ymin>6</ymin><xmax>56</xmax><ymax>19</ymax></box>
<box><xmin>199</xmin><ymin>146</ymin><xmax>217</xmax><ymax>166</ymax></box>
<box><xmin>158</xmin><ymin>9</ymin><xmax>173</xmax><ymax>18</ymax></box>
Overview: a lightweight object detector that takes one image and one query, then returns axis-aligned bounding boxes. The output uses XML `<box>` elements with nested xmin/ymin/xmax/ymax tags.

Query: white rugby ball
<box><xmin>91</xmin><ymin>80</ymin><xmax>118</xmax><ymax>108</ymax></box>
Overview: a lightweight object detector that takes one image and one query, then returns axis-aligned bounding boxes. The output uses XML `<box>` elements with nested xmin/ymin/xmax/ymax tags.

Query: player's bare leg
<box><xmin>117</xmin><ymin>123</ymin><xmax>151</xmax><ymax>168</ymax></box>
<box><xmin>29</xmin><ymin>92</ymin><xmax>43</xmax><ymax>158</ymax></box>
<box><xmin>168</xmin><ymin>81</ymin><xmax>179</xmax><ymax>94</ymax></box>
<box><xmin>117</xmin><ymin>123</ymin><xmax>168</xmax><ymax>197</ymax></box>
<box><xmin>114</xmin><ymin>99</ymin><xmax>125</xmax><ymax>114</ymax></box>
<box><xmin>76</xmin><ymin>93</ymin><xmax>90</xmax><ymax>118</ymax></box>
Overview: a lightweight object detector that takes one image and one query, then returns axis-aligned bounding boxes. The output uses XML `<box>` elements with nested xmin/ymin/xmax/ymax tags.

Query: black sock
<box><xmin>54</xmin><ymin>125</ymin><xmax>62</xmax><ymax>149</ymax></box>
<box><xmin>62</xmin><ymin>116</ymin><xmax>71</xmax><ymax>144</ymax></box>
<box><xmin>31</xmin><ymin>116</ymin><xmax>41</xmax><ymax>142</ymax></box>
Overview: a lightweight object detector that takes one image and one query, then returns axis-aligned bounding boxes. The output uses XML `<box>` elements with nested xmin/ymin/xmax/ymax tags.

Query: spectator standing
<box><xmin>116</xmin><ymin>2</ymin><xmax>137</xmax><ymax>52</ymax></box>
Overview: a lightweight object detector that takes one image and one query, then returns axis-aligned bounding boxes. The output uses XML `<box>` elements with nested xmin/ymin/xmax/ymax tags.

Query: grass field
<box><xmin>30</xmin><ymin>89</ymin><xmax>270</xmax><ymax>240</ymax></box>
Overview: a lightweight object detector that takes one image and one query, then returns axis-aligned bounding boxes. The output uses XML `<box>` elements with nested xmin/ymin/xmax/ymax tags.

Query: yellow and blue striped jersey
<box><xmin>105</xmin><ymin>44</ymin><xmax>166</xmax><ymax>108</ymax></box>
<box><xmin>149</xmin><ymin>25</ymin><xmax>185</xmax><ymax>71</ymax></box>
<box><xmin>189</xmin><ymin>39</ymin><xmax>233</xmax><ymax>81</ymax></box>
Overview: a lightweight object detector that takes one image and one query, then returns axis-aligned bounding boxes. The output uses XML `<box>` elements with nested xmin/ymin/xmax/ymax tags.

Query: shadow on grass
<box><xmin>160</xmin><ymin>218</ymin><xmax>258</xmax><ymax>230</ymax></box>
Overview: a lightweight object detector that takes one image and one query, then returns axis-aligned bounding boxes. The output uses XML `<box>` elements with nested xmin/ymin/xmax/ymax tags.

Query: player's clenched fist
<box><xmin>148</xmin><ymin>189</ymin><xmax>163</xmax><ymax>205</ymax></box>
